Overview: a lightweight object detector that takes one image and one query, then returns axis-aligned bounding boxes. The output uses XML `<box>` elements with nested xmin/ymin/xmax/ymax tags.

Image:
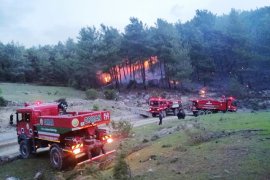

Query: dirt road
<box><xmin>0</xmin><ymin>131</ymin><xmax>18</xmax><ymax>157</ymax></box>
<box><xmin>0</xmin><ymin>114</ymin><xmax>184</xmax><ymax>158</ymax></box>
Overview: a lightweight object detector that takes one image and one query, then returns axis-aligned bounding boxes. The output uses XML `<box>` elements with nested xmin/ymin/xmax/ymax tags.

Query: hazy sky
<box><xmin>0</xmin><ymin>0</ymin><xmax>269</xmax><ymax>47</ymax></box>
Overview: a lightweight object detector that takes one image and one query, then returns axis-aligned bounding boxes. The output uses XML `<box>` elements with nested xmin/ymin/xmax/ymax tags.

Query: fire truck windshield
<box><xmin>16</xmin><ymin>112</ymin><xmax>31</xmax><ymax>122</ymax></box>
<box><xmin>150</xmin><ymin>101</ymin><xmax>159</xmax><ymax>106</ymax></box>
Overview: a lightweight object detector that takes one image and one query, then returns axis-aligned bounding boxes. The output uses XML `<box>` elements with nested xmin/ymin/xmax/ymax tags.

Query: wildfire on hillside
<box><xmin>97</xmin><ymin>56</ymin><xmax>159</xmax><ymax>85</ymax></box>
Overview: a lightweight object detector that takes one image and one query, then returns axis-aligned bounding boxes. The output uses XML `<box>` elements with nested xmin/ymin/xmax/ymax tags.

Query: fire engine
<box><xmin>16</xmin><ymin>101</ymin><xmax>114</xmax><ymax>170</ymax></box>
<box><xmin>190</xmin><ymin>96</ymin><xmax>237</xmax><ymax>116</ymax></box>
<box><xmin>148</xmin><ymin>97</ymin><xmax>185</xmax><ymax>119</ymax></box>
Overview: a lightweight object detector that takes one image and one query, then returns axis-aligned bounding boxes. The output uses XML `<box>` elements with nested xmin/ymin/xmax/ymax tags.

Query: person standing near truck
<box><xmin>158</xmin><ymin>112</ymin><xmax>163</xmax><ymax>125</ymax></box>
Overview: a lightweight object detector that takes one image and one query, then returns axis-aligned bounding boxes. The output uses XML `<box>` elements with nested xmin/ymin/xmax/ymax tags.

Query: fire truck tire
<box><xmin>177</xmin><ymin>112</ymin><xmax>185</xmax><ymax>119</ymax></box>
<box><xmin>19</xmin><ymin>140</ymin><xmax>31</xmax><ymax>159</ymax></box>
<box><xmin>198</xmin><ymin>110</ymin><xmax>205</xmax><ymax>116</ymax></box>
<box><xmin>152</xmin><ymin>114</ymin><xmax>156</xmax><ymax>117</ymax></box>
<box><xmin>182</xmin><ymin>112</ymin><xmax>186</xmax><ymax>119</ymax></box>
<box><xmin>193</xmin><ymin>112</ymin><xmax>198</xmax><ymax>117</ymax></box>
<box><xmin>91</xmin><ymin>147</ymin><xmax>101</xmax><ymax>157</ymax></box>
<box><xmin>206</xmin><ymin>110</ymin><xmax>212</xmax><ymax>115</ymax></box>
<box><xmin>50</xmin><ymin>146</ymin><xmax>67</xmax><ymax>170</ymax></box>
<box><xmin>101</xmin><ymin>146</ymin><xmax>106</xmax><ymax>154</ymax></box>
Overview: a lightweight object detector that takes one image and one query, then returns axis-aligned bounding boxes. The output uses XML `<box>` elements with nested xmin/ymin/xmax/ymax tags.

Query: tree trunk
<box><xmin>111</xmin><ymin>67</ymin><xmax>119</xmax><ymax>89</ymax></box>
<box><xmin>129</xmin><ymin>60</ymin><xmax>132</xmax><ymax>79</ymax></box>
<box><xmin>140</xmin><ymin>59</ymin><xmax>146</xmax><ymax>90</ymax></box>
<box><xmin>118</xmin><ymin>66</ymin><xmax>122</xmax><ymax>86</ymax></box>
<box><xmin>132</xmin><ymin>64</ymin><xmax>135</xmax><ymax>80</ymax></box>
<box><xmin>159</xmin><ymin>60</ymin><xmax>164</xmax><ymax>87</ymax></box>
<box><xmin>123</xmin><ymin>62</ymin><xmax>127</xmax><ymax>80</ymax></box>
<box><xmin>164</xmin><ymin>62</ymin><xmax>171</xmax><ymax>89</ymax></box>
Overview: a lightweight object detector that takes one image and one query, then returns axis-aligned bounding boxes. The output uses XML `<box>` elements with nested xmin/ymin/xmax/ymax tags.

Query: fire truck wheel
<box><xmin>152</xmin><ymin>114</ymin><xmax>156</xmax><ymax>117</ymax></box>
<box><xmin>183</xmin><ymin>113</ymin><xmax>186</xmax><ymax>119</ymax></box>
<box><xmin>50</xmin><ymin>146</ymin><xmax>65</xmax><ymax>170</ymax></box>
<box><xmin>91</xmin><ymin>147</ymin><xmax>101</xmax><ymax>157</ymax></box>
<box><xmin>198</xmin><ymin>110</ymin><xmax>205</xmax><ymax>116</ymax></box>
<box><xmin>177</xmin><ymin>111</ymin><xmax>186</xmax><ymax>119</ymax></box>
<box><xmin>193</xmin><ymin>112</ymin><xmax>198</xmax><ymax>117</ymax></box>
<box><xmin>181</xmin><ymin>112</ymin><xmax>186</xmax><ymax>119</ymax></box>
<box><xmin>101</xmin><ymin>146</ymin><xmax>106</xmax><ymax>154</ymax></box>
<box><xmin>19</xmin><ymin>140</ymin><xmax>31</xmax><ymax>159</ymax></box>
<box><xmin>206</xmin><ymin>110</ymin><xmax>212</xmax><ymax>115</ymax></box>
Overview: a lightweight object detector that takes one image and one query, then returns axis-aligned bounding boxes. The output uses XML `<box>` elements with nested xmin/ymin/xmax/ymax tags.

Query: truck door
<box><xmin>16</xmin><ymin>112</ymin><xmax>34</xmax><ymax>138</ymax></box>
<box><xmin>226</xmin><ymin>99</ymin><xmax>237</xmax><ymax>112</ymax></box>
<box><xmin>227</xmin><ymin>98</ymin><xmax>237</xmax><ymax>112</ymax></box>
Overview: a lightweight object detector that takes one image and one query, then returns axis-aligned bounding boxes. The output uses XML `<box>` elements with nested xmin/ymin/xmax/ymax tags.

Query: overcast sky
<box><xmin>0</xmin><ymin>0</ymin><xmax>269</xmax><ymax>47</ymax></box>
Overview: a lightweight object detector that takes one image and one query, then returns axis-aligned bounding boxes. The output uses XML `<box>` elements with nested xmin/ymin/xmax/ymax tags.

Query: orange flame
<box><xmin>144</xmin><ymin>61</ymin><xmax>149</xmax><ymax>69</ymax></box>
<box><xmin>103</xmin><ymin>73</ymin><xmax>111</xmax><ymax>83</ymax></box>
<box><xmin>97</xmin><ymin>56</ymin><xmax>159</xmax><ymax>85</ymax></box>
<box><xmin>97</xmin><ymin>71</ymin><xmax>112</xmax><ymax>85</ymax></box>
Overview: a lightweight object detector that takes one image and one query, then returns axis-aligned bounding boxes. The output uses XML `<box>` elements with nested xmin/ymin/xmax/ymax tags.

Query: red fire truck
<box><xmin>148</xmin><ymin>97</ymin><xmax>185</xmax><ymax>119</ymax></box>
<box><xmin>190</xmin><ymin>96</ymin><xmax>237</xmax><ymax>116</ymax></box>
<box><xmin>16</xmin><ymin>101</ymin><xmax>114</xmax><ymax>170</ymax></box>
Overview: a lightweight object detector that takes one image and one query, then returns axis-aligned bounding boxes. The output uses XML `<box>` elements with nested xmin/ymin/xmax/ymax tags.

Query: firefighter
<box><xmin>58</xmin><ymin>100</ymin><xmax>68</xmax><ymax>114</ymax></box>
<box><xmin>158</xmin><ymin>112</ymin><xmax>163</xmax><ymax>125</ymax></box>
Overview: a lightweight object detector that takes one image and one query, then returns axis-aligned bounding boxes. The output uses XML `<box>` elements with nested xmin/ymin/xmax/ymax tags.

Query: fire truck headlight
<box><xmin>107</xmin><ymin>138</ymin><xmax>113</xmax><ymax>143</ymax></box>
<box><xmin>73</xmin><ymin>148</ymin><xmax>81</xmax><ymax>154</ymax></box>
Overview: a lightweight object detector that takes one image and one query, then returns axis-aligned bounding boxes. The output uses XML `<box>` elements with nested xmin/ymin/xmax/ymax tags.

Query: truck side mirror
<box><xmin>10</xmin><ymin>114</ymin><xmax>14</xmax><ymax>125</ymax></box>
<box><xmin>16</xmin><ymin>113</ymin><xmax>19</xmax><ymax>123</ymax></box>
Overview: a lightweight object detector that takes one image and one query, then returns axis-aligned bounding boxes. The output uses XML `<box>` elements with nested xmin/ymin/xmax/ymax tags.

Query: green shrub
<box><xmin>85</xmin><ymin>89</ymin><xmax>98</xmax><ymax>100</ymax></box>
<box><xmin>92</xmin><ymin>104</ymin><xmax>99</xmax><ymax>111</ymax></box>
<box><xmin>111</xmin><ymin>120</ymin><xmax>133</xmax><ymax>138</ymax></box>
<box><xmin>0</xmin><ymin>97</ymin><xmax>7</xmax><ymax>106</ymax></box>
<box><xmin>0</xmin><ymin>88</ymin><xmax>7</xmax><ymax>106</ymax></box>
<box><xmin>104</xmin><ymin>89</ymin><xmax>117</xmax><ymax>100</ymax></box>
<box><xmin>250</xmin><ymin>101</ymin><xmax>259</xmax><ymax>111</ymax></box>
<box><xmin>113</xmin><ymin>153</ymin><xmax>131</xmax><ymax>180</ymax></box>
<box><xmin>161</xmin><ymin>144</ymin><xmax>172</xmax><ymax>148</ymax></box>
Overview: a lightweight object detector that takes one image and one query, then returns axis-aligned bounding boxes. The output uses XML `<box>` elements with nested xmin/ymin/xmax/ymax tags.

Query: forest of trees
<box><xmin>0</xmin><ymin>7</ymin><xmax>269</xmax><ymax>90</ymax></box>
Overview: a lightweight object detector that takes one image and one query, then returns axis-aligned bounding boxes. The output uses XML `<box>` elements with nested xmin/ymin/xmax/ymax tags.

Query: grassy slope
<box><xmin>0</xmin><ymin>152</ymin><xmax>56</xmax><ymax>179</ymax></box>
<box><xmin>0</xmin><ymin>83</ymin><xmax>85</xmax><ymax>102</ymax></box>
<box><xmin>126</xmin><ymin>112</ymin><xmax>270</xmax><ymax>179</ymax></box>
<box><xmin>1</xmin><ymin>111</ymin><xmax>270</xmax><ymax>179</ymax></box>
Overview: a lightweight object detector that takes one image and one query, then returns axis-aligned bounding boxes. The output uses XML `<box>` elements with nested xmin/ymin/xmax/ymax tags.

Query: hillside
<box><xmin>126</xmin><ymin>112</ymin><xmax>270</xmax><ymax>179</ymax></box>
<box><xmin>0</xmin><ymin>83</ymin><xmax>85</xmax><ymax>103</ymax></box>
<box><xmin>1</xmin><ymin>112</ymin><xmax>270</xmax><ymax>179</ymax></box>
